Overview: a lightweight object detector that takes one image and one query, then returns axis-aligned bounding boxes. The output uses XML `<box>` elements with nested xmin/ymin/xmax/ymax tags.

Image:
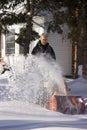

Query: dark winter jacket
<box><xmin>31</xmin><ymin>40</ymin><xmax>56</xmax><ymax>60</ymax></box>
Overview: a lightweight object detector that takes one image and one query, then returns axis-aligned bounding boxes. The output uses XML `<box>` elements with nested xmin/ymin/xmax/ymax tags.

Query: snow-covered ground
<box><xmin>0</xmin><ymin>55</ymin><xmax>87</xmax><ymax>130</ymax></box>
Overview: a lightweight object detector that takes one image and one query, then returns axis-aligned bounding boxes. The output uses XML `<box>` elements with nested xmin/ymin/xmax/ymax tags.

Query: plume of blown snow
<box><xmin>5</xmin><ymin>54</ymin><xmax>67</xmax><ymax>105</ymax></box>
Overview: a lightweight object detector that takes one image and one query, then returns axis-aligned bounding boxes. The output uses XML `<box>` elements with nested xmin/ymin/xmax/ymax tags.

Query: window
<box><xmin>5</xmin><ymin>29</ymin><xmax>15</xmax><ymax>55</ymax></box>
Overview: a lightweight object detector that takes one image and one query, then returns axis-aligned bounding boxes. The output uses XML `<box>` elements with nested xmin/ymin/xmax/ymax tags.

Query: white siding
<box><xmin>48</xmin><ymin>29</ymin><xmax>72</xmax><ymax>76</ymax></box>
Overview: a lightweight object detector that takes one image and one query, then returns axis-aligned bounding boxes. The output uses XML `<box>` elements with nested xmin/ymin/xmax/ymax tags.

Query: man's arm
<box><xmin>31</xmin><ymin>45</ymin><xmax>38</xmax><ymax>55</ymax></box>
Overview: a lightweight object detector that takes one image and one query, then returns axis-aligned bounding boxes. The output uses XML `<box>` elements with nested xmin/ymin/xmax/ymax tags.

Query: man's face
<box><xmin>40</xmin><ymin>36</ymin><xmax>47</xmax><ymax>45</ymax></box>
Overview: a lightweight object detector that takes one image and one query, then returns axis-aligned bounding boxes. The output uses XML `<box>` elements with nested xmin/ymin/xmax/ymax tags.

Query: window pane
<box><xmin>5</xmin><ymin>29</ymin><xmax>15</xmax><ymax>55</ymax></box>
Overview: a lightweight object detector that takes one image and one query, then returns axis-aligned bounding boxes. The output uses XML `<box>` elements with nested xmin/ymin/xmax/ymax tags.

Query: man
<box><xmin>31</xmin><ymin>33</ymin><xmax>70</xmax><ymax>108</ymax></box>
<box><xmin>31</xmin><ymin>33</ymin><xmax>56</xmax><ymax>60</ymax></box>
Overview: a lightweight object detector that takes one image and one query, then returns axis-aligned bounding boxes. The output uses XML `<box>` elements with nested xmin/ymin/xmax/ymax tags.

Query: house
<box><xmin>0</xmin><ymin>16</ymin><xmax>78</xmax><ymax>78</ymax></box>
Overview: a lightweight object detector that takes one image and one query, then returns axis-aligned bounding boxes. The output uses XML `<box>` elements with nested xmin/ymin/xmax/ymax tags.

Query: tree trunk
<box><xmin>72</xmin><ymin>43</ymin><xmax>78</xmax><ymax>79</ymax></box>
<box><xmin>24</xmin><ymin>0</ymin><xmax>34</xmax><ymax>56</ymax></box>
<box><xmin>24</xmin><ymin>16</ymin><xmax>32</xmax><ymax>55</ymax></box>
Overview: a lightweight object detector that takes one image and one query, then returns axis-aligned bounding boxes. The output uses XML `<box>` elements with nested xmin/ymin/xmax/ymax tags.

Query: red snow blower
<box><xmin>49</xmin><ymin>95</ymin><xmax>85</xmax><ymax>114</ymax></box>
